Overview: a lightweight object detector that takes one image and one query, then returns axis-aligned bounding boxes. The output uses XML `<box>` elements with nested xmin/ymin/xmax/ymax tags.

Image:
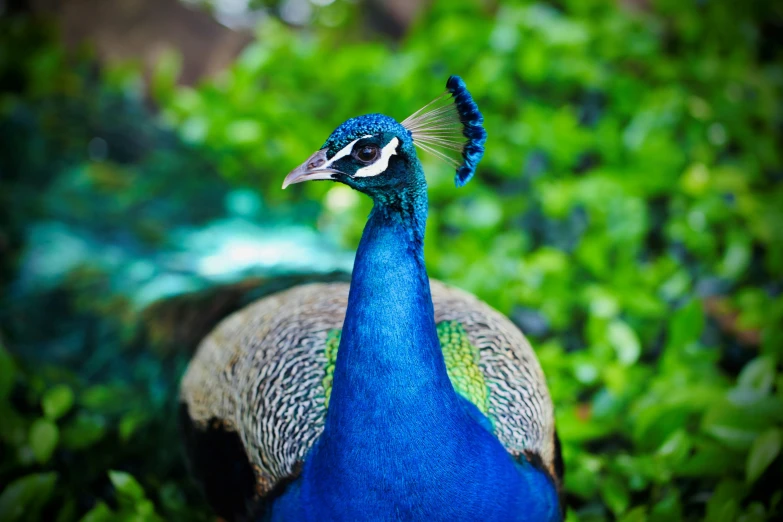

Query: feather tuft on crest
<box><xmin>401</xmin><ymin>75</ymin><xmax>487</xmax><ymax>187</ymax></box>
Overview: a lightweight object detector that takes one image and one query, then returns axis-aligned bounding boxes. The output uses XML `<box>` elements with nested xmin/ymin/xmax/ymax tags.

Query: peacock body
<box><xmin>180</xmin><ymin>77</ymin><xmax>563</xmax><ymax>521</ymax></box>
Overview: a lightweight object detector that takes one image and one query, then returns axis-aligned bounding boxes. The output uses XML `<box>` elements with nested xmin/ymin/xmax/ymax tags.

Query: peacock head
<box><xmin>283</xmin><ymin>76</ymin><xmax>487</xmax><ymax>200</ymax></box>
<box><xmin>283</xmin><ymin>114</ymin><xmax>418</xmax><ymax>199</ymax></box>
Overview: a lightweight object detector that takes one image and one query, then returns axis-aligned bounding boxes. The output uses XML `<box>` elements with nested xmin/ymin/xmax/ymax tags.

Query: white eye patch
<box><xmin>322</xmin><ymin>136</ymin><xmax>399</xmax><ymax>178</ymax></box>
<box><xmin>324</xmin><ymin>135</ymin><xmax>373</xmax><ymax>169</ymax></box>
<box><xmin>353</xmin><ymin>137</ymin><xmax>399</xmax><ymax>178</ymax></box>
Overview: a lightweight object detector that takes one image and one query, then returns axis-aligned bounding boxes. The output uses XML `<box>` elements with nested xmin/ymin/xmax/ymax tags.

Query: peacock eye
<box><xmin>353</xmin><ymin>145</ymin><xmax>379</xmax><ymax>164</ymax></box>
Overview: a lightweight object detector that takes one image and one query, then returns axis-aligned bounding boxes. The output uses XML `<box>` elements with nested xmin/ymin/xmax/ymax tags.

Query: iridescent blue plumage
<box><xmin>323</xmin><ymin>114</ymin><xmax>411</xmax><ymax>156</ymax></box>
<box><xmin>446</xmin><ymin>75</ymin><xmax>487</xmax><ymax>187</ymax></box>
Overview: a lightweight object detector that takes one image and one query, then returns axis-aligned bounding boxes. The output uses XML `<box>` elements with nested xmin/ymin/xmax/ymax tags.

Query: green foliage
<box><xmin>0</xmin><ymin>472</ymin><xmax>57</xmax><ymax>522</ymax></box>
<box><xmin>153</xmin><ymin>0</ymin><xmax>783</xmax><ymax>519</ymax></box>
<box><xmin>746</xmin><ymin>428</ymin><xmax>782</xmax><ymax>486</ymax></box>
<box><xmin>28</xmin><ymin>419</ymin><xmax>59</xmax><ymax>464</ymax></box>
<box><xmin>0</xmin><ymin>340</ymin><xmax>209</xmax><ymax>521</ymax></box>
<box><xmin>74</xmin><ymin>471</ymin><xmax>166</xmax><ymax>522</ymax></box>
<box><xmin>1</xmin><ymin>0</ymin><xmax>782</xmax><ymax>521</ymax></box>
<box><xmin>41</xmin><ymin>385</ymin><xmax>74</xmax><ymax>421</ymax></box>
<box><xmin>0</xmin><ymin>15</ymin><xmax>215</xmax><ymax>521</ymax></box>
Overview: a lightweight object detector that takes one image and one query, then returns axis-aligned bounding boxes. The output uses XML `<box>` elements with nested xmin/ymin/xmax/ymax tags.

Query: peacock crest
<box><xmin>401</xmin><ymin>75</ymin><xmax>487</xmax><ymax>187</ymax></box>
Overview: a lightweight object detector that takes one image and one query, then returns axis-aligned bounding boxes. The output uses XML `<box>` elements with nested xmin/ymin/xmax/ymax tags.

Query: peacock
<box><xmin>179</xmin><ymin>76</ymin><xmax>564</xmax><ymax>521</ymax></box>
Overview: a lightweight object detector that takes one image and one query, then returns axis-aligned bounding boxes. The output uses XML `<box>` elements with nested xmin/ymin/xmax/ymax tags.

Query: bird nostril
<box><xmin>308</xmin><ymin>158</ymin><xmax>325</xmax><ymax>169</ymax></box>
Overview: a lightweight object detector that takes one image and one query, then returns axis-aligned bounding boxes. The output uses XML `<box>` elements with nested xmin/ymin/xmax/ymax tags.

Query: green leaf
<box><xmin>678</xmin><ymin>443</ymin><xmax>742</xmax><ymax>478</ymax></box>
<box><xmin>61</xmin><ymin>413</ymin><xmax>106</xmax><ymax>450</ymax></box>
<box><xmin>746</xmin><ymin>428</ymin><xmax>782</xmax><ymax>485</ymax></box>
<box><xmin>225</xmin><ymin>120</ymin><xmax>263</xmax><ymax>145</ymax></box>
<box><xmin>564</xmin><ymin>461</ymin><xmax>599</xmax><ymax>499</ymax></box>
<box><xmin>619</xmin><ymin>506</ymin><xmax>647</xmax><ymax>522</ymax></box>
<box><xmin>667</xmin><ymin>299</ymin><xmax>704</xmax><ymax>351</ymax></box>
<box><xmin>28</xmin><ymin>418</ymin><xmax>59</xmax><ymax>464</ymax></box>
<box><xmin>80</xmin><ymin>384</ymin><xmax>134</xmax><ymax>414</ymax></box>
<box><xmin>41</xmin><ymin>384</ymin><xmax>74</xmax><ymax>420</ymax></box>
<box><xmin>150</xmin><ymin>47</ymin><xmax>182</xmax><ymax>103</ymax></box>
<box><xmin>119</xmin><ymin>411</ymin><xmax>148</xmax><ymax>442</ymax></box>
<box><xmin>600</xmin><ymin>474</ymin><xmax>631</xmax><ymax>515</ymax></box>
<box><xmin>718</xmin><ymin>232</ymin><xmax>751</xmax><ymax>280</ymax></box>
<box><xmin>657</xmin><ymin>429</ymin><xmax>692</xmax><ymax>466</ymax></box>
<box><xmin>108</xmin><ymin>470</ymin><xmax>146</xmax><ymax>502</ymax></box>
<box><xmin>705</xmin><ymin>424</ymin><xmax>759</xmax><ymax>450</ymax></box>
<box><xmin>737</xmin><ymin>356</ymin><xmax>776</xmax><ymax>395</ymax></box>
<box><xmin>608</xmin><ymin>319</ymin><xmax>641</xmax><ymax>365</ymax></box>
<box><xmin>0</xmin><ymin>472</ymin><xmax>57</xmax><ymax>522</ymax></box>
<box><xmin>649</xmin><ymin>489</ymin><xmax>682</xmax><ymax>521</ymax></box>
<box><xmin>705</xmin><ymin>480</ymin><xmax>744</xmax><ymax>522</ymax></box>
<box><xmin>78</xmin><ymin>501</ymin><xmax>113</xmax><ymax>522</ymax></box>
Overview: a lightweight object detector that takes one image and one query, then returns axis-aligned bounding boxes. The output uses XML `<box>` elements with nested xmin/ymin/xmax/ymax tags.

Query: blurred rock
<box><xmin>29</xmin><ymin>0</ymin><xmax>252</xmax><ymax>85</ymax></box>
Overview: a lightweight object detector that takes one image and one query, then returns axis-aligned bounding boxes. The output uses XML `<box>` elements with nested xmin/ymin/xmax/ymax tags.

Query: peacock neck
<box><xmin>324</xmin><ymin>181</ymin><xmax>462</xmax><ymax>438</ymax></box>
<box><xmin>281</xmin><ymin>176</ymin><xmax>561</xmax><ymax>521</ymax></box>
<box><xmin>306</xmin><ymin>180</ymin><xmax>482</xmax><ymax>481</ymax></box>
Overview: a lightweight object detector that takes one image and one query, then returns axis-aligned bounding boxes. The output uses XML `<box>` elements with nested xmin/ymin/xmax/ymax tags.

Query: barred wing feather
<box><xmin>180</xmin><ymin>281</ymin><xmax>559</xmax><ymax>513</ymax></box>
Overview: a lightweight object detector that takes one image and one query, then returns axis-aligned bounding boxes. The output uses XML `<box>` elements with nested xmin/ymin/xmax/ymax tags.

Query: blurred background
<box><xmin>0</xmin><ymin>0</ymin><xmax>782</xmax><ymax>520</ymax></box>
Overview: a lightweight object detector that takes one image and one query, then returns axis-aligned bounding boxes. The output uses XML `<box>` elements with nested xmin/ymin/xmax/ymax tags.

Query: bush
<box><xmin>1</xmin><ymin>0</ymin><xmax>782</xmax><ymax>520</ymax></box>
<box><xmin>157</xmin><ymin>1</ymin><xmax>783</xmax><ymax>516</ymax></box>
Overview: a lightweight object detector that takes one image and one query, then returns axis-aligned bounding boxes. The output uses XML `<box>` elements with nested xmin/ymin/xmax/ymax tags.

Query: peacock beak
<box><xmin>282</xmin><ymin>149</ymin><xmax>340</xmax><ymax>189</ymax></box>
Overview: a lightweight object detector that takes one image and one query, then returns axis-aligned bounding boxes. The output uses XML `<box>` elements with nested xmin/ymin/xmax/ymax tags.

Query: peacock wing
<box><xmin>430</xmin><ymin>281</ymin><xmax>561</xmax><ymax>482</ymax></box>
<box><xmin>180</xmin><ymin>283</ymin><xmax>347</xmax><ymax>519</ymax></box>
<box><xmin>180</xmin><ymin>280</ymin><xmax>560</xmax><ymax>519</ymax></box>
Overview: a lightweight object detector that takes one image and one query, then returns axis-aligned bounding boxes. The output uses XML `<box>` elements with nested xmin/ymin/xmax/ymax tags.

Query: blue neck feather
<box><xmin>272</xmin><ymin>164</ymin><xmax>560</xmax><ymax>521</ymax></box>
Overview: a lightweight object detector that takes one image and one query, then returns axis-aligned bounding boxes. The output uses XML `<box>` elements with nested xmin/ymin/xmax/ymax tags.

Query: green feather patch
<box><xmin>322</xmin><ymin>329</ymin><xmax>341</xmax><ymax>409</ymax></box>
<box><xmin>437</xmin><ymin>321</ymin><xmax>490</xmax><ymax>415</ymax></box>
<box><xmin>321</xmin><ymin>322</ymin><xmax>489</xmax><ymax>415</ymax></box>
